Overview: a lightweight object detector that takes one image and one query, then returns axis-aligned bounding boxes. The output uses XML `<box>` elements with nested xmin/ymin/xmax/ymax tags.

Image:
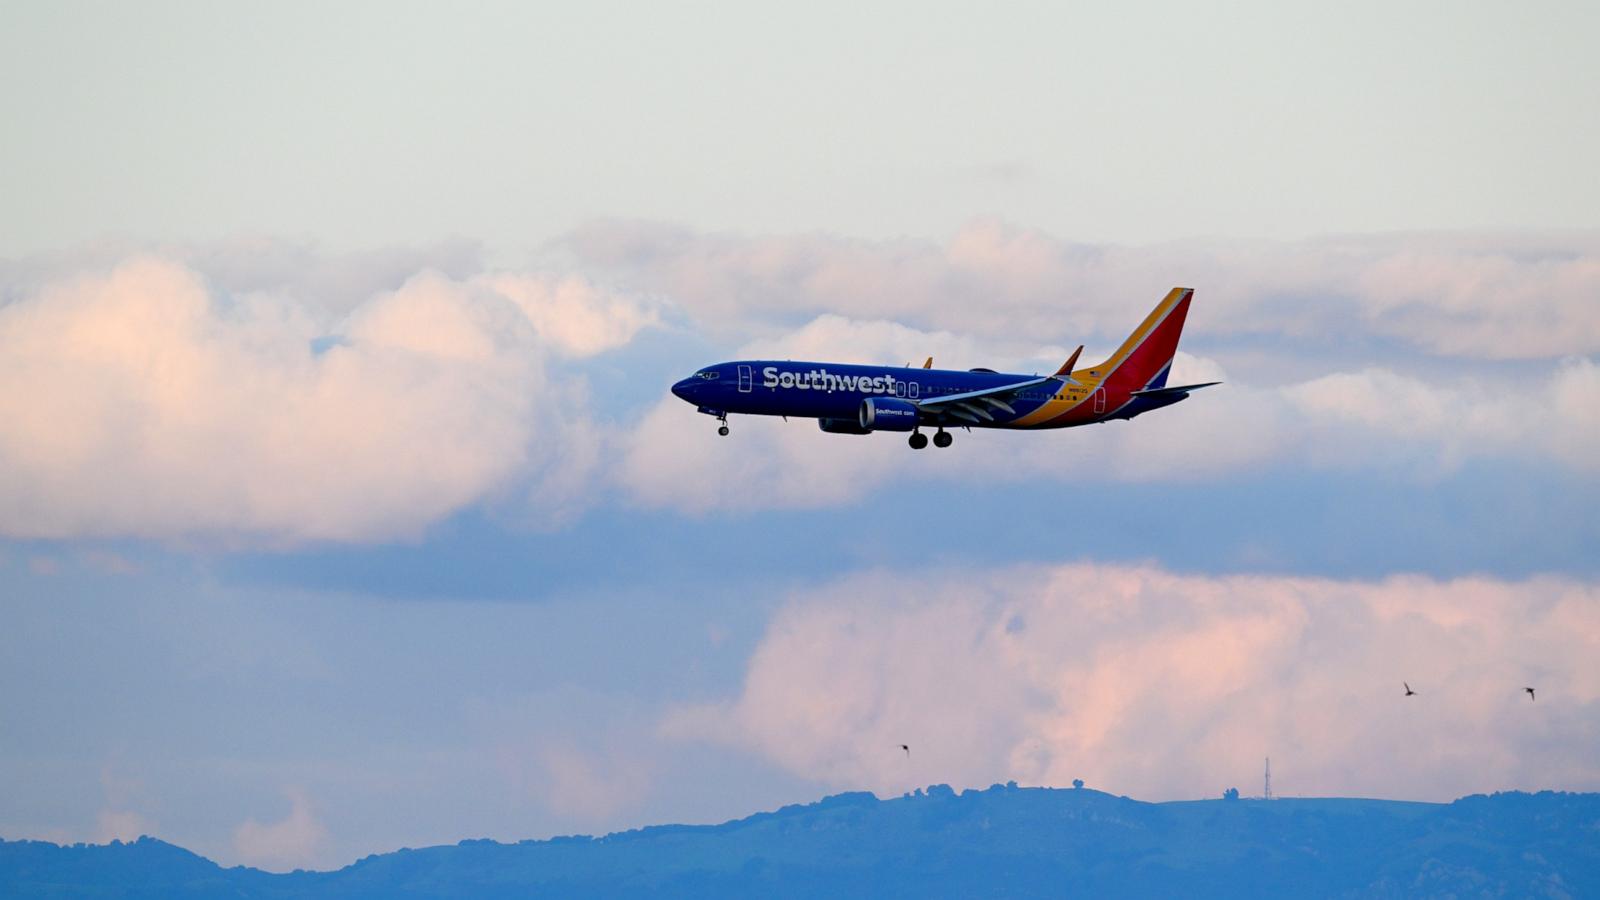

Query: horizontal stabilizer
<box><xmin>1129</xmin><ymin>381</ymin><xmax>1221</xmax><ymax>398</ymax></box>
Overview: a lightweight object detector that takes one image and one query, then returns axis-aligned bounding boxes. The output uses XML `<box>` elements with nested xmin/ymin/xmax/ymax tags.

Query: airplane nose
<box><xmin>671</xmin><ymin>377</ymin><xmax>699</xmax><ymax>401</ymax></box>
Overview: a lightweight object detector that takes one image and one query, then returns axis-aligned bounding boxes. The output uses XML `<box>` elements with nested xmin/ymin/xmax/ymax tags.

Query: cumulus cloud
<box><xmin>0</xmin><ymin>255</ymin><xmax>658</xmax><ymax>542</ymax></box>
<box><xmin>736</xmin><ymin>314</ymin><xmax>996</xmax><ymax>370</ymax></box>
<box><xmin>232</xmin><ymin>789</ymin><xmax>330</xmax><ymax>872</ymax></box>
<box><xmin>1354</xmin><ymin>243</ymin><xmax>1600</xmax><ymax>358</ymax></box>
<box><xmin>6</xmin><ymin>228</ymin><xmax>1596</xmax><ymax>537</ymax></box>
<box><xmin>486</xmin><ymin>273</ymin><xmax>662</xmax><ymax>358</ymax></box>
<box><xmin>468</xmin><ymin>688</ymin><xmax>662</xmax><ymax>827</ymax></box>
<box><xmin>94</xmin><ymin>809</ymin><xmax>156</xmax><ymax>843</ymax></box>
<box><xmin>567</xmin><ymin>220</ymin><xmax>1600</xmax><ymax>359</ymax></box>
<box><xmin>665</xmin><ymin>563</ymin><xmax>1600</xmax><ymax>801</ymax></box>
<box><xmin>0</xmin><ymin>237</ymin><xmax>483</xmax><ymax>325</ymax></box>
<box><xmin>619</xmin><ymin>310</ymin><xmax>1600</xmax><ymax>512</ymax></box>
<box><xmin>1280</xmin><ymin>358</ymin><xmax>1600</xmax><ymax>475</ymax></box>
<box><xmin>534</xmin><ymin>743</ymin><xmax>655</xmax><ymax>823</ymax></box>
<box><xmin>91</xmin><ymin>768</ymin><xmax>155</xmax><ymax>843</ymax></box>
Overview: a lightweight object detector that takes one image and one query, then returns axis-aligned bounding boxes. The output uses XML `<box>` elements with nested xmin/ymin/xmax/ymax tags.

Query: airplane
<box><xmin>670</xmin><ymin>287</ymin><xmax>1218</xmax><ymax>449</ymax></box>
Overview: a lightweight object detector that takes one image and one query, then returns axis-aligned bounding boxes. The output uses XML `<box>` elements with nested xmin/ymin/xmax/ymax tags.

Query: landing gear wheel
<box><xmin>908</xmin><ymin>432</ymin><xmax>929</xmax><ymax>450</ymax></box>
<box><xmin>933</xmin><ymin>430</ymin><xmax>953</xmax><ymax>448</ymax></box>
<box><xmin>717</xmin><ymin>424</ymin><xmax>730</xmax><ymax>437</ymax></box>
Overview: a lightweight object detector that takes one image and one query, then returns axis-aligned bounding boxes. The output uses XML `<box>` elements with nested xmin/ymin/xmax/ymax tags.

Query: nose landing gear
<box><xmin>697</xmin><ymin>406</ymin><xmax>732</xmax><ymax>436</ymax></box>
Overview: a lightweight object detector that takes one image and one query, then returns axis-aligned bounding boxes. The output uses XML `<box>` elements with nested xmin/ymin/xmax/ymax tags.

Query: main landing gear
<box><xmin>908</xmin><ymin>428</ymin><xmax>953</xmax><ymax>450</ymax></box>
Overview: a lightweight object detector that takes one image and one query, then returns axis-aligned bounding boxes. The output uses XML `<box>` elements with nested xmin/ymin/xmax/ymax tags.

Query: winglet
<box><xmin>1052</xmin><ymin>345</ymin><xmax>1083</xmax><ymax>379</ymax></box>
<box><xmin>922</xmin><ymin>357</ymin><xmax>933</xmax><ymax>369</ymax></box>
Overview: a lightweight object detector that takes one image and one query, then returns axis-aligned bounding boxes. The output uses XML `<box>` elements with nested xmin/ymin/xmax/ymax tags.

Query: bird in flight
<box><xmin>1403</xmin><ymin>682</ymin><xmax>1416</xmax><ymax>697</ymax></box>
<box><xmin>900</xmin><ymin>744</ymin><xmax>910</xmax><ymax>757</ymax></box>
<box><xmin>1525</xmin><ymin>687</ymin><xmax>1536</xmax><ymax>701</ymax></box>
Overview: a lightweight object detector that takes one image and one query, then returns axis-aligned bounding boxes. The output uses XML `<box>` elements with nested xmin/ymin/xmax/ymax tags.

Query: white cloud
<box><xmin>619</xmin><ymin>310</ymin><xmax>1600</xmax><ymax>513</ymax></box>
<box><xmin>92</xmin><ymin>767</ymin><xmax>154</xmax><ymax>844</ymax></box>
<box><xmin>0</xmin><ymin>256</ymin><xmax>657</xmax><ymax>542</ymax></box>
<box><xmin>1283</xmin><ymin>359</ymin><xmax>1600</xmax><ymax>475</ymax></box>
<box><xmin>666</xmin><ymin>563</ymin><xmax>1600</xmax><ymax>801</ymax></box>
<box><xmin>486</xmin><ymin>272</ymin><xmax>662</xmax><ymax>358</ymax></box>
<box><xmin>569</xmin><ymin>221</ymin><xmax>1600</xmax><ymax>359</ymax></box>
<box><xmin>736</xmin><ymin>314</ymin><xmax>990</xmax><ymax>369</ymax></box>
<box><xmin>94</xmin><ymin>809</ymin><xmax>156</xmax><ymax>843</ymax></box>
<box><xmin>0</xmin><ymin>238</ymin><xmax>488</xmax><ymax>343</ymax></box>
<box><xmin>467</xmin><ymin>688</ymin><xmax>662</xmax><ymax>828</ymax></box>
<box><xmin>1546</xmin><ymin>357</ymin><xmax>1600</xmax><ymax>471</ymax></box>
<box><xmin>620</xmin><ymin>396</ymin><xmax>905</xmax><ymax>513</ymax></box>
<box><xmin>534</xmin><ymin>743</ymin><xmax>654</xmax><ymax>824</ymax></box>
<box><xmin>1354</xmin><ymin>244</ymin><xmax>1600</xmax><ymax>358</ymax></box>
<box><xmin>232</xmin><ymin>789</ymin><xmax>330</xmax><ymax>872</ymax></box>
<box><xmin>6</xmin><ymin>233</ymin><xmax>1597</xmax><ymax>536</ymax></box>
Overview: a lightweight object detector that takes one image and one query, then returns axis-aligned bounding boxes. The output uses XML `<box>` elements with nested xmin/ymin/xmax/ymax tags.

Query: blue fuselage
<box><xmin>671</xmin><ymin>289</ymin><xmax>1206</xmax><ymax>439</ymax></box>
<box><xmin>669</xmin><ymin>360</ymin><xmax>1182</xmax><ymax>430</ymax></box>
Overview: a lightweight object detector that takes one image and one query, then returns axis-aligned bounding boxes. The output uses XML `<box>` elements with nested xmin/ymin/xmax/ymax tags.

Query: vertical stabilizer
<box><xmin>1089</xmin><ymin>287</ymin><xmax>1193</xmax><ymax>392</ymax></box>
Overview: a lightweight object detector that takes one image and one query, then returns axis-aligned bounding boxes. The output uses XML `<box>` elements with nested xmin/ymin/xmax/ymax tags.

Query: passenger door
<box><xmin>738</xmin><ymin>365</ymin><xmax>753</xmax><ymax>393</ymax></box>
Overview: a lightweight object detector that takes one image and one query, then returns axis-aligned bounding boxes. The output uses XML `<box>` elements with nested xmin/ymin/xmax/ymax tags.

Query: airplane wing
<box><xmin>915</xmin><ymin>347</ymin><xmax>1085</xmax><ymax>424</ymax></box>
<box><xmin>916</xmin><ymin>375</ymin><xmax>1058</xmax><ymax>423</ymax></box>
<box><xmin>1128</xmin><ymin>381</ymin><xmax>1221</xmax><ymax>398</ymax></box>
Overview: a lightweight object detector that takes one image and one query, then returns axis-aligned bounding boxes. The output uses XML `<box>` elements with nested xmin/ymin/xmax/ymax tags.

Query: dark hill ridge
<box><xmin>4</xmin><ymin>786</ymin><xmax>1598</xmax><ymax>898</ymax></box>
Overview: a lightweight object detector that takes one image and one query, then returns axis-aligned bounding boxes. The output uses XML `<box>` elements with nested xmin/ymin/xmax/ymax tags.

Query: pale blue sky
<box><xmin>3</xmin><ymin>1</ymin><xmax>1597</xmax><ymax>256</ymax></box>
<box><xmin>2</xmin><ymin>0</ymin><xmax>1599</xmax><ymax>873</ymax></box>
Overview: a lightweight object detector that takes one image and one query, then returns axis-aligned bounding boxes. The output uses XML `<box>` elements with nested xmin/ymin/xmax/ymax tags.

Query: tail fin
<box><xmin>1089</xmin><ymin>287</ymin><xmax>1193</xmax><ymax>392</ymax></box>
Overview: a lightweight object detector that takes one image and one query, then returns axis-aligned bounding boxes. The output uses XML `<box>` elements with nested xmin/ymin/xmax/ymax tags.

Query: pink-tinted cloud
<box><xmin>534</xmin><ymin>743</ymin><xmax>655</xmax><ymax>824</ymax></box>
<box><xmin>568</xmin><ymin>220</ymin><xmax>1600</xmax><ymax>359</ymax></box>
<box><xmin>665</xmin><ymin>563</ymin><xmax>1600</xmax><ymax>801</ymax></box>
<box><xmin>0</xmin><ymin>257</ymin><xmax>656</xmax><ymax>542</ymax></box>
<box><xmin>94</xmin><ymin>809</ymin><xmax>156</xmax><ymax>844</ymax></box>
<box><xmin>232</xmin><ymin>789</ymin><xmax>330</xmax><ymax>872</ymax></box>
<box><xmin>619</xmin><ymin>311</ymin><xmax>1600</xmax><ymax>513</ymax></box>
<box><xmin>6</xmin><ymin>233</ymin><xmax>1596</xmax><ymax>537</ymax></box>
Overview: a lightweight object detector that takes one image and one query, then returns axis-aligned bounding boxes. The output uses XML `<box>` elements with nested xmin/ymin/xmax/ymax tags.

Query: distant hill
<box><xmin>5</xmin><ymin>785</ymin><xmax>1598</xmax><ymax>898</ymax></box>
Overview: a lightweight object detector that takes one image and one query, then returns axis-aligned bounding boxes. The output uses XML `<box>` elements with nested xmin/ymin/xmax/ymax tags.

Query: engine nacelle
<box><xmin>858</xmin><ymin>397</ymin><xmax>920</xmax><ymax>432</ymax></box>
<box><xmin>818</xmin><ymin>417</ymin><xmax>871</xmax><ymax>435</ymax></box>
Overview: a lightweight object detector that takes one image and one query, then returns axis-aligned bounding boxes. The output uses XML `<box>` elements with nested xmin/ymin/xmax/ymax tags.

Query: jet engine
<box><xmin>818</xmin><ymin>417</ymin><xmax>871</xmax><ymax>435</ymax></box>
<box><xmin>858</xmin><ymin>397</ymin><xmax>920</xmax><ymax>432</ymax></box>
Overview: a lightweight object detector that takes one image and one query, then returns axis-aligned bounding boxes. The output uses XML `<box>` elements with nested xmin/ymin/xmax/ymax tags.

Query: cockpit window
<box><xmin>696</xmin><ymin>370</ymin><xmax>720</xmax><ymax>380</ymax></box>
